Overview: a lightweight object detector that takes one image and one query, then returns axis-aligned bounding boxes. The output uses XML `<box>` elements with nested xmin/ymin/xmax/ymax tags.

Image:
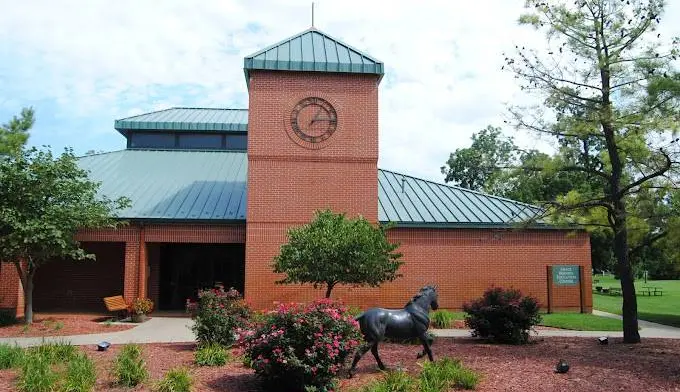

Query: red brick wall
<box><xmin>33</xmin><ymin>242</ymin><xmax>125</xmax><ymax>312</ymax></box>
<box><xmin>0</xmin><ymin>262</ymin><xmax>22</xmax><ymax>316</ymax></box>
<box><xmin>0</xmin><ymin>224</ymin><xmax>246</xmax><ymax>313</ymax></box>
<box><xmin>243</xmin><ymin>226</ymin><xmax>592</xmax><ymax>311</ymax></box>
<box><xmin>245</xmin><ymin>71</ymin><xmax>381</xmax><ymax>304</ymax></box>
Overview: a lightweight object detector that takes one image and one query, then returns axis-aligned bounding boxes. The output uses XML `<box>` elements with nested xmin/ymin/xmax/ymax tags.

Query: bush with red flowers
<box><xmin>240</xmin><ymin>299</ymin><xmax>362</xmax><ymax>392</ymax></box>
<box><xmin>191</xmin><ymin>287</ymin><xmax>250</xmax><ymax>347</ymax></box>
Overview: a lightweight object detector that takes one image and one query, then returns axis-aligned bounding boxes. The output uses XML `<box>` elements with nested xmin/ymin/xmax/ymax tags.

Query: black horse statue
<box><xmin>349</xmin><ymin>285</ymin><xmax>439</xmax><ymax>376</ymax></box>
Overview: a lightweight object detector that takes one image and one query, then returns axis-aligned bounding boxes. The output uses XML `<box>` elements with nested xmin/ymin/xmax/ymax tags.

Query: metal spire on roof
<box><xmin>311</xmin><ymin>2</ymin><xmax>315</xmax><ymax>28</ymax></box>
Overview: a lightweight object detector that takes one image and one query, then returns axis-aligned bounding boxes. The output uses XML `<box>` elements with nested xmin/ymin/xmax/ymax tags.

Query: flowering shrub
<box><xmin>463</xmin><ymin>287</ymin><xmax>541</xmax><ymax>344</ymax></box>
<box><xmin>191</xmin><ymin>287</ymin><xmax>250</xmax><ymax>347</ymax></box>
<box><xmin>240</xmin><ymin>299</ymin><xmax>362</xmax><ymax>392</ymax></box>
<box><xmin>131</xmin><ymin>298</ymin><xmax>153</xmax><ymax>315</ymax></box>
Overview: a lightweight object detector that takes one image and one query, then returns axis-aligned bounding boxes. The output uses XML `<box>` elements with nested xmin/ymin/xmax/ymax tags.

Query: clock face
<box><xmin>290</xmin><ymin>97</ymin><xmax>338</xmax><ymax>143</ymax></box>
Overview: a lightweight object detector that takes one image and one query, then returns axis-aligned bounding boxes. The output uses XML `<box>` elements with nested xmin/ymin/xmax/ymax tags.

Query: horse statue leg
<box><xmin>370</xmin><ymin>342</ymin><xmax>387</xmax><ymax>371</ymax></box>
<box><xmin>416</xmin><ymin>333</ymin><xmax>434</xmax><ymax>359</ymax></box>
<box><xmin>348</xmin><ymin>342</ymin><xmax>372</xmax><ymax>378</ymax></box>
<box><xmin>418</xmin><ymin>332</ymin><xmax>434</xmax><ymax>361</ymax></box>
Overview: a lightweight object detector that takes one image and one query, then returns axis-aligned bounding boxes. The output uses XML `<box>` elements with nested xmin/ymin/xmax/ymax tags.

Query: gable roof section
<box><xmin>378</xmin><ymin>170</ymin><xmax>543</xmax><ymax>228</ymax></box>
<box><xmin>243</xmin><ymin>28</ymin><xmax>384</xmax><ymax>84</ymax></box>
<box><xmin>79</xmin><ymin>150</ymin><xmax>247</xmax><ymax>221</ymax></box>
<box><xmin>79</xmin><ymin>151</ymin><xmax>543</xmax><ymax>227</ymax></box>
<box><xmin>114</xmin><ymin>108</ymin><xmax>248</xmax><ymax>134</ymax></box>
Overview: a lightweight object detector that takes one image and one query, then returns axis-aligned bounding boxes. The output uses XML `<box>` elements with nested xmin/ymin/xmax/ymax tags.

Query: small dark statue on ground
<box><xmin>349</xmin><ymin>285</ymin><xmax>439</xmax><ymax>376</ymax></box>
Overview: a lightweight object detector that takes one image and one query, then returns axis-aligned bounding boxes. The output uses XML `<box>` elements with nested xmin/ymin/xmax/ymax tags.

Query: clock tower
<box><xmin>243</xmin><ymin>28</ymin><xmax>384</xmax><ymax>307</ymax></box>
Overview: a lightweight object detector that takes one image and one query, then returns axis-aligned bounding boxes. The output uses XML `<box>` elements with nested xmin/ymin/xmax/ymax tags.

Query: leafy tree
<box><xmin>441</xmin><ymin>126</ymin><xmax>516</xmax><ymax>191</ymax></box>
<box><xmin>0</xmin><ymin>146</ymin><xmax>129</xmax><ymax>324</ymax></box>
<box><xmin>0</xmin><ymin>108</ymin><xmax>33</xmax><ymax>155</ymax></box>
<box><xmin>273</xmin><ymin>210</ymin><xmax>403</xmax><ymax>298</ymax></box>
<box><xmin>505</xmin><ymin>0</ymin><xmax>680</xmax><ymax>343</ymax></box>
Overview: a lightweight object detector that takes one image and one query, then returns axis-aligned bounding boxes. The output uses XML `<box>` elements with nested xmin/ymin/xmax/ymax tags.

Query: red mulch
<box><xmin>0</xmin><ymin>313</ymin><xmax>133</xmax><ymax>338</ymax></box>
<box><xmin>1</xmin><ymin>338</ymin><xmax>679</xmax><ymax>391</ymax></box>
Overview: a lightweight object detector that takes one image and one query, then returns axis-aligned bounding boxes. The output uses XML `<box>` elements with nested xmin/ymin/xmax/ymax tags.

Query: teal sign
<box><xmin>553</xmin><ymin>265</ymin><xmax>580</xmax><ymax>286</ymax></box>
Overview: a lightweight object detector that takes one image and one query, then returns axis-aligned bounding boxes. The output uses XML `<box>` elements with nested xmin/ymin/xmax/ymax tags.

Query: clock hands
<box><xmin>309</xmin><ymin>106</ymin><xmax>335</xmax><ymax>126</ymax></box>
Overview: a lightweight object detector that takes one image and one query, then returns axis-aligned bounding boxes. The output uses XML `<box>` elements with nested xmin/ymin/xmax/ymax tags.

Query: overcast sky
<box><xmin>1</xmin><ymin>0</ymin><xmax>679</xmax><ymax>183</ymax></box>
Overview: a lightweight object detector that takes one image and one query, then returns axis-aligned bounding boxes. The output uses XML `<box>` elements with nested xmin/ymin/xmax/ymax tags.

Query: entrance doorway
<box><xmin>155</xmin><ymin>243</ymin><xmax>245</xmax><ymax>310</ymax></box>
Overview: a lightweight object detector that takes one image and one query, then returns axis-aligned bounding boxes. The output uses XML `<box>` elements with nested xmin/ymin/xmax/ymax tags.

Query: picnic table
<box><xmin>595</xmin><ymin>286</ymin><xmax>622</xmax><ymax>295</ymax></box>
<box><xmin>638</xmin><ymin>286</ymin><xmax>663</xmax><ymax>296</ymax></box>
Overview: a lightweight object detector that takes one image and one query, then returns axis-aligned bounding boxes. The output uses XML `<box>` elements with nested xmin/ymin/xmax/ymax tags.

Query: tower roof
<box><xmin>243</xmin><ymin>28</ymin><xmax>384</xmax><ymax>84</ymax></box>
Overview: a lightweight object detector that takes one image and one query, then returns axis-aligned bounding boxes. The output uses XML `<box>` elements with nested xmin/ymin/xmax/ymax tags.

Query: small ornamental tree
<box><xmin>0</xmin><ymin>145</ymin><xmax>129</xmax><ymax>324</ymax></box>
<box><xmin>273</xmin><ymin>210</ymin><xmax>403</xmax><ymax>298</ymax></box>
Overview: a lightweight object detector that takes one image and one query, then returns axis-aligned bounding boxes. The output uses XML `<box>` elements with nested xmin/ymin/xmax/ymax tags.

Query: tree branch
<box><xmin>629</xmin><ymin>231</ymin><xmax>668</xmax><ymax>259</ymax></box>
<box><xmin>620</xmin><ymin>150</ymin><xmax>673</xmax><ymax>196</ymax></box>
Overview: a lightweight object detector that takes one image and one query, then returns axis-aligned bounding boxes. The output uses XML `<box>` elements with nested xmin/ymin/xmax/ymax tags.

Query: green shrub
<box><xmin>359</xmin><ymin>370</ymin><xmax>416</xmax><ymax>392</ymax></box>
<box><xmin>30</xmin><ymin>341</ymin><xmax>77</xmax><ymax>364</ymax></box>
<box><xmin>419</xmin><ymin>358</ymin><xmax>480</xmax><ymax>391</ymax></box>
<box><xmin>346</xmin><ymin>305</ymin><xmax>363</xmax><ymax>318</ymax></box>
<box><xmin>0</xmin><ymin>344</ymin><xmax>24</xmax><ymax>369</ymax></box>
<box><xmin>112</xmin><ymin>344</ymin><xmax>148</xmax><ymax>387</ymax></box>
<box><xmin>17</xmin><ymin>352</ymin><xmax>57</xmax><ymax>392</ymax></box>
<box><xmin>61</xmin><ymin>353</ymin><xmax>97</xmax><ymax>392</ymax></box>
<box><xmin>191</xmin><ymin>288</ymin><xmax>250</xmax><ymax>347</ymax></box>
<box><xmin>463</xmin><ymin>287</ymin><xmax>541</xmax><ymax>344</ymax></box>
<box><xmin>0</xmin><ymin>309</ymin><xmax>17</xmax><ymax>326</ymax></box>
<box><xmin>241</xmin><ymin>299</ymin><xmax>362</xmax><ymax>392</ymax></box>
<box><xmin>155</xmin><ymin>367</ymin><xmax>192</xmax><ymax>392</ymax></box>
<box><xmin>194</xmin><ymin>343</ymin><xmax>229</xmax><ymax>366</ymax></box>
<box><xmin>430</xmin><ymin>310</ymin><xmax>456</xmax><ymax>329</ymax></box>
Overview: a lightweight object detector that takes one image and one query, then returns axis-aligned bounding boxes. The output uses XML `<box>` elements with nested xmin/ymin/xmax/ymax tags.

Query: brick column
<box><xmin>124</xmin><ymin>241</ymin><xmax>140</xmax><ymax>302</ymax></box>
<box><xmin>138</xmin><ymin>227</ymin><xmax>147</xmax><ymax>299</ymax></box>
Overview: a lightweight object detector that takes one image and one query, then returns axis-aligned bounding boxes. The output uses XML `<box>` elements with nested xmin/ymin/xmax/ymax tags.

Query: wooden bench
<box><xmin>103</xmin><ymin>296</ymin><xmax>130</xmax><ymax>319</ymax></box>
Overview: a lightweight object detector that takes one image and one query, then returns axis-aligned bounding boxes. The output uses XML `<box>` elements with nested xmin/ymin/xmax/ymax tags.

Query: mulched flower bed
<box><xmin>1</xmin><ymin>337</ymin><xmax>679</xmax><ymax>391</ymax></box>
<box><xmin>0</xmin><ymin>313</ymin><xmax>133</xmax><ymax>338</ymax></box>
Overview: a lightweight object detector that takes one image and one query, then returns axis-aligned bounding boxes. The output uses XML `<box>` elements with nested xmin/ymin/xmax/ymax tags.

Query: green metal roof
<box><xmin>377</xmin><ymin>170</ymin><xmax>543</xmax><ymax>227</ymax></box>
<box><xmin>78</xmin><ymin>150</ymin><xmax>247</xmax><ymax>221</ymax></box>
<box><xmin>243</xmin><ymin>28</ymin><xmax>384</xmax><ymax>84</ymax></box>
<box><xmin>114</xmin><ymin>108</ymin><xmax>248</xmax><ymax>134</ymax></box>
<box><xmin>79</xmin><ymin>150</ymin><xmax>542</xmax><ymax>227</ymax></box>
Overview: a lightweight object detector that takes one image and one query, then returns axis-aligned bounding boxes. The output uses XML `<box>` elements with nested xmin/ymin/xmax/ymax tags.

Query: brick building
<box><xmin>0</xmin><ymin>28</ymin><xmax>592</xmax><ymax>316</ymax></box>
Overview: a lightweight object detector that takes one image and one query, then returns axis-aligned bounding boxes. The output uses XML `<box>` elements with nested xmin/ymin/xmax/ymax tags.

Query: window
<box><xmin>178</xmin><ymin>134</ymin><xmax>223</xmax><ymax>149</ymax></box>
<box><xmin>127</xmin><ymin>132</ymin><xmax>247</xmax><ymax>150</ymax></box>
<box><xmin>225</xmin><ymin>134</ymin><xmax>247</xmax><ymax>150</ymax></box>
<box><xmin>129</xmin><ymin>133</ymin><xmax>176</xmax><ymax>149</ymax></box>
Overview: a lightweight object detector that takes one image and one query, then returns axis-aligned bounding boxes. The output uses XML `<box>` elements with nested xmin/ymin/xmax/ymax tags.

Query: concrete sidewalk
<box><xmin>0</xmin><ymin>317</ymin><xmax>195</xmax><ymax>348</ymax></box>
<box><xmin>2</xmin><ymin>312</ymin><xmax>679</xmax><ymax>347</ymax></box>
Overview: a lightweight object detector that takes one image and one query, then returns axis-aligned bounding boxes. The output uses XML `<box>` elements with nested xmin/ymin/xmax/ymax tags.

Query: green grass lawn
<box><xmin>438</xmin><ymin>310</ymin><xmax>622</xmax><ymax>331</ymax></box>
<box><xmin>593</xmin><ymin>274</ymin><xmax>680</xmax><ymax>328</ymax></box>
<box><xmin>540</xmin><ymin>313</ymin><xmax>622</xmax><ymax>331</ymax></box>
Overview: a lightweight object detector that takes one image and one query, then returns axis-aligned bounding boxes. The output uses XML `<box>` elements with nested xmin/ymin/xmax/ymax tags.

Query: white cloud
<box><xmin>0</xmin><ymin>0</ymin><xmax>679</xmax><ymax>182</ymax></box>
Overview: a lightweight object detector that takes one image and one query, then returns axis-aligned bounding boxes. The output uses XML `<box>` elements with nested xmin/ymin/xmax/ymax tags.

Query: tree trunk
<box><xmin>325</xmin><ymin>283</ymin><xmax>335</xmax><ymax>299</ymax></box>
<box><xmin>614</xmin><ymin>217</ymin><xmax>640</xmax><ymax>343</ymax></box>
<box><xmin>23</xmin><ymin>271</ymin><xmax>35</xmax><ymax>325</ymax></box>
